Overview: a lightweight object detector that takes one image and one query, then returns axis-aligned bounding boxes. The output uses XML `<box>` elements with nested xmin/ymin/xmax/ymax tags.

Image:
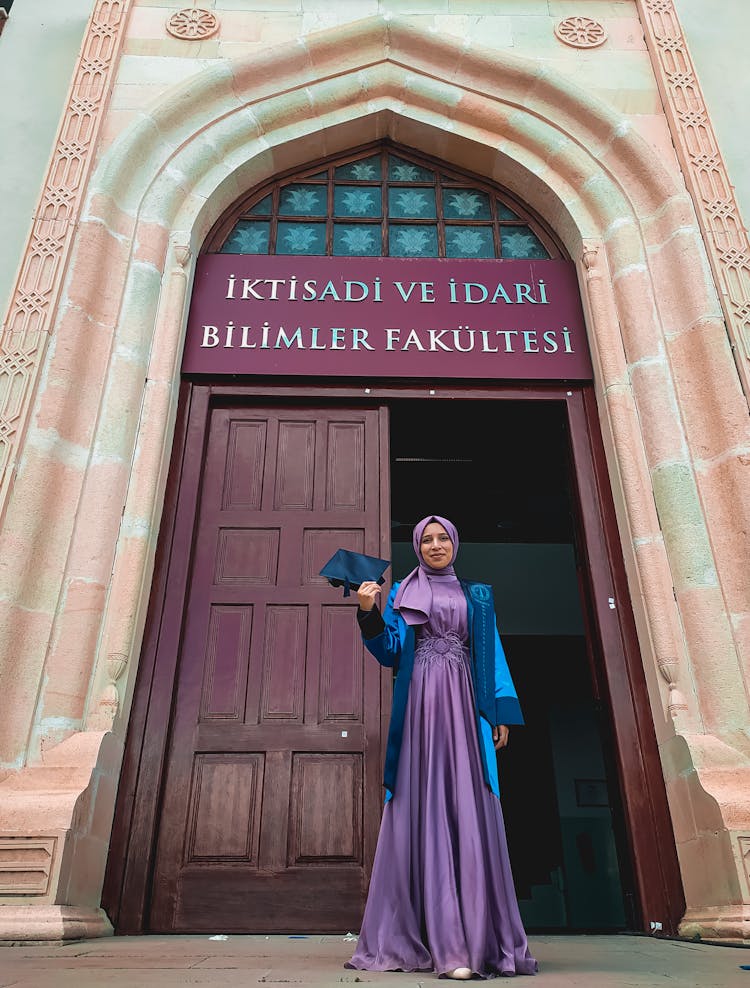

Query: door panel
<box><xmin>149</xmin><ymin>403</ymin><xmax>388</xmax><ymax>932</ymax></box>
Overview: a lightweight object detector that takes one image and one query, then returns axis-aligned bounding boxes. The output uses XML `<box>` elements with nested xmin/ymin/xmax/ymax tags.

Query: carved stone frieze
<box><xmin>638</xmin><ymin>0</ymin><xmax>750</xmax><ymax>388</ymax></box>
<box><xmin>0</xmin><ymin>0</ymin><xmax>132</xmax><ymax>521</ymax></box>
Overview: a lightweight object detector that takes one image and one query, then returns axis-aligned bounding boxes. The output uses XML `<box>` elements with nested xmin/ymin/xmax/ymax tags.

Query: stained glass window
<box><xmin>208</xmin><ymin>143</ymin><xmax>563</xmax><ymax>260</ymax></box>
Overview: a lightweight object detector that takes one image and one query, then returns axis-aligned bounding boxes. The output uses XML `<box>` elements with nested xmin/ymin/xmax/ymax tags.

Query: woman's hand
<box><xmin>493</xmin><ymin>725</ymin><xmax>509</xmax><ymax>750</ymax></box>
<box><xmin>356</xmin><ymin>581</ymin><xmax>381</xmax><ymax>611</ymax></box>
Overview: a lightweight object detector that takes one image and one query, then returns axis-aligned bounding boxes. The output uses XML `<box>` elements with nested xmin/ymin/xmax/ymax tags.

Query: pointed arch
<box><xmin>6</xmin><ymin>13</ymin><xmax>749</xmax><ymax>943</ymax></box>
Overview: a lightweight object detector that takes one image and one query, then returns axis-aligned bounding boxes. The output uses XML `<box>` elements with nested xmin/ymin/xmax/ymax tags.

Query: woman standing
<box><xmin>346</xmin><ymin>515</ymin><xmax>538</xmax><ymax>980</ymax></box>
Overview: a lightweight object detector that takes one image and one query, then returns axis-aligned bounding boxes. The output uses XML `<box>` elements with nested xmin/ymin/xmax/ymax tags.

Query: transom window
<box><xmin>206</xmin><ymin>143</ymin><xmax>563</xmax><ymax>260</ymax></box>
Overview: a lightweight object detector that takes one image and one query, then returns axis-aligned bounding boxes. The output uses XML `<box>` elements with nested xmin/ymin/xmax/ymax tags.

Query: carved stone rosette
<box><xmin>554</xmin><ymin>16</ymin><xmax>607</xmax><ymax>49</ymax></box>
<box><xmin>166</xmin><ymin>8</ymin><xmax>219</xmax><ymax>41</ymax></box>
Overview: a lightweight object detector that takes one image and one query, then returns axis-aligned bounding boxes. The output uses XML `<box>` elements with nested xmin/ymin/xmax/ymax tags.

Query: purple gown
<box><xmin>347</xmin><ymin>577</ymin><xmax>538</xmax><ymax>979</ymax></box>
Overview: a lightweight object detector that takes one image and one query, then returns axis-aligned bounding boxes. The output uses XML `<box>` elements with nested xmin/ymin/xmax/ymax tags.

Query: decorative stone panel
<box><xmin>0</xmin><ymin>837</ymin><xmax>56</xmax><ymax>895</ymax></box>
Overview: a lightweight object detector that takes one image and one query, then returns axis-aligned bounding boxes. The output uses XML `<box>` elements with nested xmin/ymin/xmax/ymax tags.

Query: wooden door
<box><xmin>148</xmin><ymin>401</ymin><xmax>388</xmax><ymax>932</ymax></box>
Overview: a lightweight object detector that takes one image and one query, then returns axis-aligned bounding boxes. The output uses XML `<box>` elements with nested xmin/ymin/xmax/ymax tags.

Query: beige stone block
<box><xmin>603</xmin><ymin>391</ymin><xmax>660</xmax><ymax>538</ymax></box>
<box><xmin>116</xmin><ymin>54</ymin><xmax>215</xmax><ymax>88</ymax></box>
<box><xmin>597</xmin><ymin>124</ymin><xmax>679</xmax><ymax>217</ymax></box>
<box><xmin>382</xmin><ymin>0</ymin><xmax>450</xmax><ymax>12</ymax></box>
<box><xmin>34</xmin><ymin>311</ymin><xmax>111</xmax><ymax>452</ymax></box>
<box><xmin>451</xmin><ymin>43</ymin><xmax>530</xmax><ymax>104</ymax></box>
<box><xmin>306</xmin><ymin>74</ymin><xmax>373</xmax><ymax>122</ymax></box>
<box><xmin>0</xmin><ymin>605</ymin><xmax>55</xmax><ymax>766</ymax></box>
<box><xmin>1</xmin><ymin>450</ymin><xmax>86</xmax><ymax>612</ymax></box>
<box><xmin>90</xmin><ymin>115</ymin><xmax>175</xmax><ymax>215</ymax></box>
<box><xmin>216</xmin><ymin>0</ymin><xmax>300</xmax><ymax>9</ymax></box>
<box><xmin>451</xmin><ymin>90</ymin><xmax>513</xmax><ymax>143</ymax></box>
<box><xmin>629</xmin><ymin>358</ymin><xmax>687</xmax><ymax>466</ymax></box>
<box><xmin>83</xmin><ymin>194</ymin><xmax>137</xmax><ymax>241</ymax></box>
<box><xmin>217</xmin><ymin>40</ymin><xmax>266</xmax><ymax>59</ymax></box>
<box><xmin>612</xmin><ymin>265</ymin><xmax>662</xmax><ymax>364</ymax></box>
<box><xmin>116</xmin><ymin>262</ymin><xmax>164</xmax><ymax>358</ymax></box>
<box><xmin>39</xmin><ymin>580</ymin><xmax>108</xmax><ymax>725</ymax></box>
<box><xmin>64</xmin><ymin>461</ymin><xmax>129</xmax><ymax>581</ymax></box>
<box><xmin>126</xmin><ymin>5</ymin><xmax>179</xmax><ymax>39</ymax></box>
<box><xmin>60</xmin><ymin>833</ymin><xmax>110</xmax><ymax>908</ymax></box>
<box><xmin>667</xmin><ymin>318</ymin><xmax>749</xmax><ymax>461</ymax></box>
<box><xmin>229</xmin><ymin>43</ymin><xmax>311</xmax><ymax>103</ymax></box>
<box><xmin>64</xmin><ymin>222</ymin><xmax>131</xmax><ymax>328</ymax></box>
<box><xmin>0</xmin><ymin>904</ymin><xmax>113</xmax><ymax>939</ymax></box>
<box><xmin>602</xmin><ymin>17</ymin><xmax>647</xmax><ymax>50</ymax></box>
<box><xmin>88</xmin><ymin>771</ymin><xmax>119</xmax><ymax>846</ymax></box>
<box><xmin>511</xmin><ymin>15</ymin><xmax>565</xmax><ymax>54</ymax></box>
<box><xmin>249</xmin><ymin>87</ymin><xmax>316</xmax><ymax>137</ymax></box>
<box><xmin>548</xmin><ymin>0</ymin><xmax>637</xmax><ymax>14</ymax></box>
<box><xmin>90</xmin><ymin>368</ymin><xmax>147</xmax><ymax>469</ymax></box>
<box><xmin>303</xmin><ymin>16</ymin><xmax>391</xmax><ymax>79</ymax></box>
<box><xmin>695</xmin><ymin>455</ymin><xmax>750</xmax><ymax>620</ymax></box>
<box><xmin>134</xmin><ymin>220</ymin><xmax>170</xmax><ymax>271</ymax></box>
<box><xmin>678</xmin><ymin>830</ymin><xmax>742</xmax><ymax>909</ymax></box>
<box><xmin>452</xmin><ymin>0</ymin><xmax>548</xmax><ymax>11</ymax></box>
<box><xmin>461</xmin><ymin>15</ymin><xmax>514</xmax><ymax>49</ymax></box>
<box><xmin>629</xmin><ymin>113</ymin><xmax>681</xmax><ymax>166</ymax></box>
<box><xmin>602</xmin><ymin>217</ymin><xmax>646</xmax><ymax>277</ymax></box>
<box><xmin>125</xmin><ymin>37</ymin><xmax>221</xmax><ymax>57</ymax></box>
<box><xmin>98</xmin><ymin>107</ymin><xmax>141</xmax><ymax>148</ymax></box>
<box><xmin>651</xmin><ymin>461</ymin><xmax>716</xmax><ymax>591</ymax></box>
<box><xmin>647</xmin><ymin>234</ymin><xmax>722</xmax><ymax>337</ymax></box>
<box><xmin>665</xmin><ymin>774</ymin><xmax>699</xmax><ymax>845</ymax></box>
<box><xmin>640</xmin><ymin>193</ymin><xmax>699</xmax><ymax>252</ymax></box>
<box><xmin>678</xmin><ymin>586</ymin><xmax>747</xmax><ymax>733</ymax></box>
<box><xmin>153</xmin><ymin>62</ymin><xmax>244</xmax><ymax>149</ymax></box>
<box><xmin>257</xmin><ymin>11</ymin><xmax>305</xmax><ymax>44</ymax></box>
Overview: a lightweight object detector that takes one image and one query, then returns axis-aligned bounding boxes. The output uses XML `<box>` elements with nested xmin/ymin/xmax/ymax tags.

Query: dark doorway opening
<box><xmin>389</xmin><ymin>398</ymin><xmax>633</xmax><ymax>932</ymax></box>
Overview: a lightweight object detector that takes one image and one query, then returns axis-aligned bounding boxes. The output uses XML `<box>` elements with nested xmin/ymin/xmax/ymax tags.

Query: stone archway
<box><xmin>1</xmin><ymin>15</ymin><xmax>748</xmax><ymax>940</ymax></box>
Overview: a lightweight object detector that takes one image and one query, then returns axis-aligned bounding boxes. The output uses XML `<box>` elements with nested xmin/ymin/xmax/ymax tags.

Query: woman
<box><xmin>346</xmin><ymin>515</ymin><xmax>538</xmax><ymax>980</ymax></box>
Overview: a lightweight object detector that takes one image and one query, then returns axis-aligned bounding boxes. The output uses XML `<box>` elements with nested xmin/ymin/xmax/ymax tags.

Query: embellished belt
<box><xmin>414</xmin><ymin>631</ymin><xmax>469</xmax><ymax>668</ymax></box>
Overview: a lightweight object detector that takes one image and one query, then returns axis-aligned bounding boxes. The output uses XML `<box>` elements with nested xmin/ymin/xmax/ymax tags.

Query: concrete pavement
<box><xmin>1</xmin><ymin>932</ymin><xmax>749</xmax><ymax>987</ymax></box>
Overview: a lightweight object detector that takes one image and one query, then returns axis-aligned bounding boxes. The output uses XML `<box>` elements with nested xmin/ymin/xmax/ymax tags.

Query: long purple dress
<box><xmin>347</xmin><ymin>577</ymin><xmax>537</xmax><ymax>979</ymax></box>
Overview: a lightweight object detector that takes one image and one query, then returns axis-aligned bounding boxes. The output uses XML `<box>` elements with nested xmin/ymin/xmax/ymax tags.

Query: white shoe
<box><xmin>446</xmin><ymin>968</ymin><xmax>473</xmax><ymax>980</ymax></box>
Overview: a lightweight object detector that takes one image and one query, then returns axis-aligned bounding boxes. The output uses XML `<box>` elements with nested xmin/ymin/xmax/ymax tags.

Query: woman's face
<box><xmin>419</xmin><ymin>522</ymin><xmax>454</xmax><ymax>569</ymax></box>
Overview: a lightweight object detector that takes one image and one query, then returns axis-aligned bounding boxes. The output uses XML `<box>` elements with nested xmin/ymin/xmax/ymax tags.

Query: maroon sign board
<box><xmin>181</xmin><ymin>255</ymin><xmax>593</xmax><ymax>380</ymax></box>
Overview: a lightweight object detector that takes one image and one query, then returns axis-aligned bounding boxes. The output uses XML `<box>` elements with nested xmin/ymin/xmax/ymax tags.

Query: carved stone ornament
<box><xmin>554</xmin><ymin>16</ymin><xmax>607</xmax><ymax>49</ymax></box>
<box><xmin>166</xmin><ymin>8</ymin><xmax>219</xmax><ymax>40</ymax></box>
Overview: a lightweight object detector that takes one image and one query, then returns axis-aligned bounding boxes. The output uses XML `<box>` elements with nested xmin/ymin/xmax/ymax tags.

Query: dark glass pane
<box><xmin>389</xmin><ymin>225</ymin><xmax>438</xmax><ymax>257</ymax></box>
<box><xmin>446</xmin><ymin>226</ymin><xmax>495</xmax><ymax>258</ymax></box>
<box><xmin>388</xmin><ymin>155</ymin><xmax>434</xmax><ymax>183</ymax></box>
<box><xmin>388</xmin><ymin>187</ymin><xmax>436</xmax><ymax>219</ymax></box>
<box><xmin>248</xmin><ymin>194</ymin><xmax>272</xmax><ymax>216</ymax></box>
<box><xmin>276</xmin><ymin>222</ymin><xmax>326</xmax><ymax>255</ymax></box>
<box><xmin>279</xmin><ymin>184</ymin><xmax>326</xmax><ymax>216</ymax></box>
<box><xmin>443</xmin><ymin>188</ymin><xmax>491</xmax><ymax>220</ymax></box>
<box><xmin>221</xmin><ymin>221</ymin><xmax>270</xmax><ymax>254</ymax></box>
<box><xmin>334</xmin><ymin>185</ymin><xmax>382</xmax><ymax>218</ymax></box>
<box><xmin>307</xmin><ymin>170</ymin><xmax>327</xmax><ymax>180</ymax></box>
<box><xmin>333</xmin><ymin>224</ymin><xmax>382</xmax><ymax>256</ymax></box>
<box><xmin>501</xmin><ymin>225</ymin><xmax>550</xmax><ymax>259</ymax></box>
<box><xmin>334</xmin><ymin>155</ymin><xmax>382</xmax><ymax>181</ymax></box>
<box><xmin>498</xmin><ymin>202</ymin><xmax>521</xmax><ymax>220</ymax></box>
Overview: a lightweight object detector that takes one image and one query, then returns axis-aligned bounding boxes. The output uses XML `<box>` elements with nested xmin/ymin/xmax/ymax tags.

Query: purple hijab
<box><xmin>393</xmin><ymin>515</ymin><xmax>459</xmax><ymax>625</ymax></box>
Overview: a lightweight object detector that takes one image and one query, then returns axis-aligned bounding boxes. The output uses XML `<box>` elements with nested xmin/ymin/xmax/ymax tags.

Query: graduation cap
<box><xmin>319</xmin><ymin>548</ymin><xmax>390</xmax><ymax>598</ymax></box>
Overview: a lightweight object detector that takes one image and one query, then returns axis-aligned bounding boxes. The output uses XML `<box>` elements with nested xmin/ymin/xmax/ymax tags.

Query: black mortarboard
<box><xmin>319</xmin><ymin>548</ymin><xmax>390</xmax><ymax>598</ymax></box>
